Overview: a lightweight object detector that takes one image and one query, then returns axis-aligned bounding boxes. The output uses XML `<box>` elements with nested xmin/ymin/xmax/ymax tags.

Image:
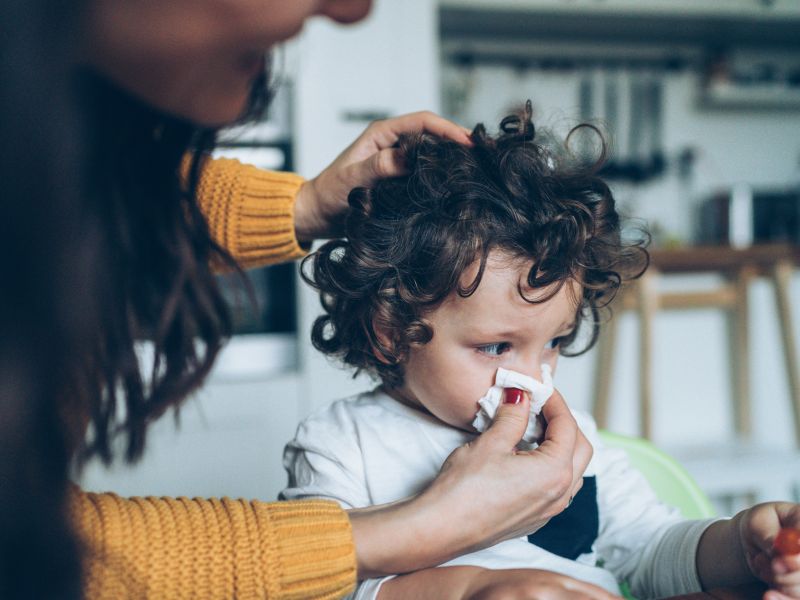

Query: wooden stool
<box><xmin>592</xmin><ymin>244</ymin><xmax>800</xmax><ymax>443</ymax></box>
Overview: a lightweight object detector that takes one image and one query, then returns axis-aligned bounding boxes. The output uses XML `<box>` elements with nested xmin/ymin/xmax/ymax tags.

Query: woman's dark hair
<box><xmin>71</xmin><ymin>72</ymin><xmax>225</xmax><ymax>464</ymax></box>
<box><xmin>1</xmin><ymin>2</ymin><xmax>86</xmax><ymax>598</ymax></box>
<box><xmin>304</xmin><ymin>102</ymin><xmax>649</xmax><ymax>388</ymax></box>
<box><xmin>71</xmin><ymin>62</ymin><xmax>271</xmax><ymax>465</ymax></box>
<box><xmin>2</xmin><ymin>1</ymin><xmax>273</xmax><ymax>595</ymax></box>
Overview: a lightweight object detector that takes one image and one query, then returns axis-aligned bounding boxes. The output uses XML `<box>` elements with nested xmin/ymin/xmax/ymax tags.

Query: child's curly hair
<box><xmin>302</xmin><ymin>103</ymin><xmax>649</xmax><ymax>388</ymax></box>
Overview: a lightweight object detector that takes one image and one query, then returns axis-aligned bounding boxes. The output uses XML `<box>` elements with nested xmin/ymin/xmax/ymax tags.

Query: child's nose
<box><xmin>508</xmin><ymin>360</ymin><xmax>543</xmax><ymax>381</ymax></box>
<box><xmin>510</xmin><ymin>357</ymin><xmax>555</xmax><ymax>382</ymax></box>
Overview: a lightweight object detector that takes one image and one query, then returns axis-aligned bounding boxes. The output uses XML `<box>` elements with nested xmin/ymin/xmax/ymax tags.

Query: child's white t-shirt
<box><xmin>280</xmin><ymin>388</ymin><xmax>716</xmax><ymax>600</ymax></box>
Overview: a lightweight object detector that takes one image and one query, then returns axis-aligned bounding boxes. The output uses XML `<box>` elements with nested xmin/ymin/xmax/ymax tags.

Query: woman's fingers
<box><xmin>363</xmin><ymin>111</ymin><xmax>472</xmax><ymax>151</ymax></box>
<box><xmin>345</xmin><ymin>147</ymin><xmax>407</xmax><ymax>183</ymax></box>
<box><xmin>296</xmin><ymin>111</ymin><xmax>470</xmax><ymax>240</ymax></box>
<box><xmin>527</xmin><ymin>390</ymin><xmax>591</xmax><ymax>510</ymax></box>
<box><xmin>352</xmin><ymin>112</ymin><xmax>471</xmax><ymax>174</ymax></box>
<box><xmin>537</xmin><ymin>390</ymin><xmax>578</xmax><ymax>458</ymax></box>
<box><xmin>476</xmin><ymin>392</ymin><xmax>531</xmax><ymax>454</ymax></box>
<box><xmin>536</xmin><ymin>391</ymin><xmax>588</xmax><ymax>485</ymax></box>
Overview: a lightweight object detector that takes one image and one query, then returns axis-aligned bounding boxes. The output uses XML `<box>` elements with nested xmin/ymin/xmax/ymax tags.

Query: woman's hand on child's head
<box><xmin>736</xmin><ymin>502</ymin><xmax>800</xmax><ymax>599</ymax></box>
<box><xmin>293</xmin><ymin>111</ymin><xmax>472</xmax><ymax>241</ymax></box>
<box><xmin>462</xmin><ymin>567</ymin><xmax>621</xmax><ymax>600</ymax></box>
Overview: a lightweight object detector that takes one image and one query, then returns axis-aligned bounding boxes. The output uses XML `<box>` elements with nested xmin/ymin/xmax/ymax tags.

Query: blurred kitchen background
<box><xmin>80</xmin><ymin>0</ymin><xmax>800</xmax><ymax>515</ymax></box>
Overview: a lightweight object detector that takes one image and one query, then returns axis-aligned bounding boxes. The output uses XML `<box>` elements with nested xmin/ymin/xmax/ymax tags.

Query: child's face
<box><xmin>396</xmin><ymin>251</ymin><xmax>579</xmax><ymax>432</ymax></box>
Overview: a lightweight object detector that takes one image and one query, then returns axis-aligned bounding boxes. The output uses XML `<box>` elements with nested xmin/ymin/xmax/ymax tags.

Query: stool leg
<box><xmin>773</xmin><ymin>260</ymin><xmax>800</xmax><ymax>446</ymax></box>
<box><xmin>637</xmin><ymin>271</ymin><xmax>658</xmax><ymax>440</ymax></box>
<box><xmin>730</xmin><ymin>267</ymin><xmax>754</xmax><ymax>440</ymax></box>
<box><xmin>592</xmin><ymin>303</ymin><xmax>619</xmax><ymax>429</ymax></box>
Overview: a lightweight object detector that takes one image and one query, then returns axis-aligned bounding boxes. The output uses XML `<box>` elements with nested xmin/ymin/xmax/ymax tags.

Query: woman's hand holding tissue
<box><xmin>349</xmin><ymin>388</ymin><xmax>592</xmax><ymax>580</ymax></box>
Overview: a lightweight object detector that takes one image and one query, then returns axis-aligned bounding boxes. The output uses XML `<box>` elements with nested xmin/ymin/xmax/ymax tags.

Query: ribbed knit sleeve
<box><xmin>194</xmin><ymin>157</ymin><xmax>309</xmax><ymax>269</ymax></box>
<box><xmin>72</xmin><ymin>490</ymin><xmax>355</xmax><ymax>600</ymax></box>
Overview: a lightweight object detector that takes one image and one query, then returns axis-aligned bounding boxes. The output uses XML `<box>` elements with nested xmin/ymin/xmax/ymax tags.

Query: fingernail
<box><xmin>504</xmin><ymin>388</ymin><xmax>524</xmax><ymax>405</ymax></box>
<box><xmin>773</xmin><ymin>559</ymin><xmax>788</xmax><ymax>575</ymax></box>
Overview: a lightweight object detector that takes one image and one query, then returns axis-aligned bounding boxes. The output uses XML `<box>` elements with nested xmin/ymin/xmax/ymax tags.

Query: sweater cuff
<box><xmin>195</xmin><ymin>157</ymin><xmax>309</xmax><ymax>270</ymax></box>
<box><xmin>229</xmin><ymin>166</ymin><xmax>309</xmax><ymax>269</ymax></box>
<box><xmin>259</xmin><ymin>499</ymin><xmax>356</xmax><ymax>599</ymax></box>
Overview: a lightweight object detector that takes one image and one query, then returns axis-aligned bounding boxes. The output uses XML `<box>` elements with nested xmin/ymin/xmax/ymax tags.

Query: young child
<box><xmin>282</xmin><ymin>106</ymin><xmax>800</xmax><ymax>600</ymax></box>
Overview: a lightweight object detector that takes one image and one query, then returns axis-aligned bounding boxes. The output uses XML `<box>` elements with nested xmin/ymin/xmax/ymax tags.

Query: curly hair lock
<box><xmin>303</xmin><ymin>103</ymin><xmax>648</xmax><ymax>388</ymax></box>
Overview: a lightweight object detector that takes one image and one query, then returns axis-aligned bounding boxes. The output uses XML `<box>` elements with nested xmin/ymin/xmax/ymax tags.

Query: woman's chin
<box><xmin>178</xmin><ymin>94</ymin><xmax>252</xmax><ymax>128</ymax></box>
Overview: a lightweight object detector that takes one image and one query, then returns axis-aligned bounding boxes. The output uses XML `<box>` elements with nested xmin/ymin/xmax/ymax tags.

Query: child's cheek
<box><xmin>458</xmin><ymin>366</ymin><xmax>497</xmax><ymax>421</ymax></box>
<box><xmin>548</xmin><ymin>355</ymin><xmax>559</xmax><ymax>377</ymax></box>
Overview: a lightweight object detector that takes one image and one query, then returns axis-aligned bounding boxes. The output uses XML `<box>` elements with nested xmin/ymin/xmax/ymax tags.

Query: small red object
<box><xmin>774</xmin><ymin>528</ymin><xmax>800</xmax><ymax>556</ymax></box>
<box><xmin>503</xmin><ymin>388</ymin><xmax>524</xmax><ymax>405</ymax></box>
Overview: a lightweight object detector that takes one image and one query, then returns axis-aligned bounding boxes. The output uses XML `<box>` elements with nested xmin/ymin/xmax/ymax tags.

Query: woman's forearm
<box><xmin>349</xmin><ymin>496</ymin><xmax>468</xmax><ymax>580</ymax></box>
<box><xmin>349</xmin><ymin>490</ymin><xmax>496</xmax><ymax>581</ymax></box>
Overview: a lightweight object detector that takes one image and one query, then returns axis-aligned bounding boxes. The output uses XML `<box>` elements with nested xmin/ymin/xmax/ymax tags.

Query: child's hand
<box><xmin>738</xmin><ymin>502</ymin><xmax>800</xmax><ymax>599</ymax></box>
<box><xmin>462</xmin><ymin>568</ymin><xmax>620</xmax><ymax>600</ymax></box>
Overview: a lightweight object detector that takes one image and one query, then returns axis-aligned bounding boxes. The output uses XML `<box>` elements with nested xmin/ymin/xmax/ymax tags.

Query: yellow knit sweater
<box><xmin>72</xmin><ymin>158</ymin><xmax>356</xmax><ymax>599</ymax></box>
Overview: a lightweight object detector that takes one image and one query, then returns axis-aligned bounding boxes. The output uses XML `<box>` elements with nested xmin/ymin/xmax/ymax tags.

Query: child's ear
<box><xmin>370</xmin><ymin>318</ymin><xmax>399</xmax><ymax>365</ymax></box>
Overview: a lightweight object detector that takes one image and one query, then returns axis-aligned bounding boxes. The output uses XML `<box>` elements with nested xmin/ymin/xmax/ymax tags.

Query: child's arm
<box><xmin>378</xmin><ymin>566</ymin><xmax>620</xmax><ymax>600</ymax></box>
<box><xmin>696</xmin><ymin>502</ymin><xmax>800</xmax><ymax>598</ymax></box>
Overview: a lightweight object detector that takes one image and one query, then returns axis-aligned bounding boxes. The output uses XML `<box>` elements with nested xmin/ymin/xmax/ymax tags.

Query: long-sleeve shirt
<box><xmin>72</xmin><ymin>157</ymin><xmax>356</xmax><ymax>600</ymax></box>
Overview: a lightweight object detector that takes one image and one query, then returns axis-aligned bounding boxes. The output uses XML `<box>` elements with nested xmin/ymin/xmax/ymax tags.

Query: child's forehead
<box><xmin>456</xmin><ymin>251</ymin><xmax>564</xmax><ymax>293</ymax></box>
<box><xmin>436</xmin><ymin>276</ymin><xmax>580</xmax><ymax>341</ymax></box>
<box><xmin>448</xmin><ymin>250</ymin><xmax>582</xmax><ymax>311</ymax></box>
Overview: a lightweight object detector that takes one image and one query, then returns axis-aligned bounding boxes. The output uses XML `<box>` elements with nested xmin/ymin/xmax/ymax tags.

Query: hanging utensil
<box><xmin>647</xmin><ymin>76</ymin><xmax>665</xmax><ymax>177</ymax></box>
<box><xmin>604</xmin><ymin>68</ymin><xmax>619</xmax><ymax>164</ymax></box>
<box><xmin>628</xmin><ymin>70</ymin><xmax>646</xmax><ymax>182</ymax></box>
<box><xmin>578</xmin><ymin>71</ymin><xmax>595</xmax><ymax>163</ymax></box>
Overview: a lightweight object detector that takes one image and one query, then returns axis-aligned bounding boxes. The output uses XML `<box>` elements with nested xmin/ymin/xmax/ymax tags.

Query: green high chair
<box><xmin>599</xmin><ymin>431</ymin><xmax>716</xmax><ymax>600</ymax></box>
<box><xmin>599</xmin><ymin>430</ymin><xmax>716</xmax><ymax>519</ymax></box>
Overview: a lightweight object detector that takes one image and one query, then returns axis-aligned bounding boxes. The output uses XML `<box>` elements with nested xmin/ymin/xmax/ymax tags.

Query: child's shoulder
<box><xmin>290</xmin><ymin>387</ymin><xmax>438</xmax><ymax>459</ymax></box>
<box><xmin>297</xmin><ymin>387</ymin><xmax>410</xmax><ymax>433</ymax></box>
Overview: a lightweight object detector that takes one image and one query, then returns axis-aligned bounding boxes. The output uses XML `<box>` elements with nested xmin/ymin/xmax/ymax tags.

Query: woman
<box><xmin>1</xmin><ymin>1</ymin><xmax>594</xmax><ymax>598</ymax></box>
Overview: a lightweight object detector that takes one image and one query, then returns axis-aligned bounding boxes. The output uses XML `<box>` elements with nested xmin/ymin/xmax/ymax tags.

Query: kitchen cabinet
<box><xmin>440</xmin><ymin>0</ymin><xmax>800</xmax><ymax>19</ymax></box>
<box><xmin>439</xmin><ymin>0</ymin><xmax>800</xmax><ymax>48</ymax></box>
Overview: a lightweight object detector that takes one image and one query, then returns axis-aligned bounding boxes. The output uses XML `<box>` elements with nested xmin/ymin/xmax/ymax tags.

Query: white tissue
<box><xmin>471</xmin><ymin>365</ymin><xmax>554</xmax><ymax>445</ymax></box>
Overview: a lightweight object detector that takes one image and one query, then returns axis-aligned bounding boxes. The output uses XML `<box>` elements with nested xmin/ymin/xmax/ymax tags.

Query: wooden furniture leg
<box><xmin>592</xmin><ymin>300</ymin><xmax>620</xmax><ymax>429</ymax></box>
<box><xmin>637</xmin><ymin>270</ymin><xmax>658</xmax><ymax>439</ymax></box>
<box><xmin>773</xmin><ymin>259</ymin><xmax>800</xmax><ymax>445</ymax></box>
<box><xmin>729</xmin><ymin>267</ymin><xmax>754</xmax><ymax>439</ymax></box>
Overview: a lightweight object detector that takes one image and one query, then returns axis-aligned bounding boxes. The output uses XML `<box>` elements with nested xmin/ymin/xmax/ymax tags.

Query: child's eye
<box><xmin>545</xmin><ymin>337</ymin><xmax>562</xmax><ymax>350</ymax></box>
<box><xmin>477</xmin><ymin>342</ymin><xmax>511</xmax><ymax>357</ymax></box>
